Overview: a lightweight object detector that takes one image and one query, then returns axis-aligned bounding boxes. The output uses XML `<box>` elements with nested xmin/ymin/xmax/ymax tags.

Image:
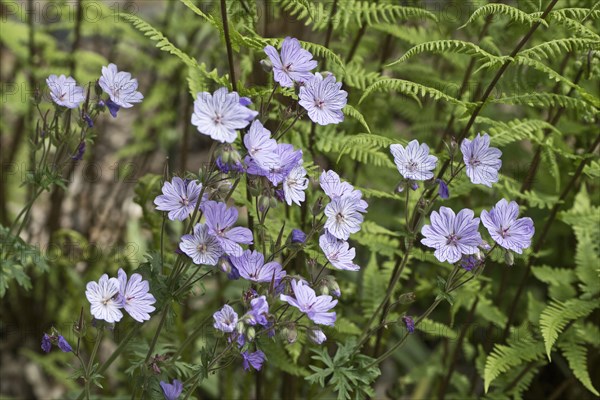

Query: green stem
<box><xmin>84</xmin><ymin>328</ymin><xmax>104</xmax><ymax>399</ymax></box>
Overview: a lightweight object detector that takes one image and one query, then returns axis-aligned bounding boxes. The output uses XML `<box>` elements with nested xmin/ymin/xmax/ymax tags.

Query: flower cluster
<box><xmin>389</xmin><ymin>135</ymin><xmax>534</xmax><ymax>265</ymax></box>
<box><xmin>85</xmin><ymin>269</ymin><xmax>156</xmax><ymax>323</ymax></box>
<box><xmin>265</xmin><ymin>37</ymin><xmax>348</xmax><ymax>125</ymax></box>
<box><xmin>47</xmin><ymin>63</ymin><xmax>143</xmax><ymax>118</ymax></box>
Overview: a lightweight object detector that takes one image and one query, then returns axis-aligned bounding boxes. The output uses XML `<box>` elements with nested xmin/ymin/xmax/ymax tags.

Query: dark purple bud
<box><xmin>410</xmin><ymin>181</ymin><xmax>419</xmax><ymax>191</ymax></box>
<box><xmin>274</xmin><ymin>189</ymin><xmax>285</xmax><ymax>203</ymax></box>
<box><xmin>228</xmin><ymin>265</ymin><xmax>240</xmax><ymax>280</ymax></box>
<box><xmin>105</xmin><ymin>99</ymin><xmax>120</xmax><ymax>118</ymax></box>
<box><xmin>290</xmin><ymin>229</ymin><xmax>306</xmax><ymax>244</ymax></box>
<box><xmin>83</xmin><ymin>113</ymin><xmax>94</xmax><ymax>128</ymax></box>
<box><xmin>436</xmin><ymin>179</ymin><xmax>449</xmax><ymax>199</ymax></box>
<box><xmin>71</xmin><ymin>141</ymin><xmax>86</xmax><ymax>161</ymax></box>
<box><xmin>57</xmin><ymin>335</ymin><xmax>73</xmax><ymax>352</ymax></box>
<box><xmin>239</xmin><ymin>97</ymin><xmax>252</xmax><ymax>107</ymax></box>
<box><xmin>41</xmin><ymin>334</ymin><xmax>52</xmax><ymax>353</ymax></box>
<box><xmin>460</xmin><ymin>255</ymin><xmax>478</xmax><ymax>271</ymax></box>
<box><xmin>403</xmin><ymin>316</ymin><xmax>415</xmax><ymax>334</ymax></box>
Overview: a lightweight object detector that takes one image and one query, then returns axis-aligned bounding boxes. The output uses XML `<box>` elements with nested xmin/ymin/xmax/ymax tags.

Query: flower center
<box><xmin>284</xmin><ymin>63</ymin><xmax>293</xmax><ymax>72</ymax></box>
<box><xmin>180</xmin><ymin>196</ymin><xmax>189</xmax><ymax>206</ymax></box>
<box><xmin>498</xmin><ymin>226</ymin><xmax>510</xmax><ymax>238</ymax></box>
<box><xmin>314</xmin><ymin>99</ymin><xmax>326</xmax><ymax>109</ymax></box>
<box><xmin>335</xmin><ymin>212</ymin><xmax>345</xmax><ymax>223</ymax></box>
<box><xmin>469</xmin><ymin>157</ymin><xmax>481</xmax><ymax>166</ymax></box>
<box><xmin>197</xmin><ymin>243</ymin><xmax>207</xmax><ymax>253</ymax></box>
<box><xmin>213</xmin><ymin>113</ymin><xmax>223</xmax><ymax>125</ymax></box>
<box><xmin>406</xmin><ymin>160</ymin><xmax>418</xmax><ymax>172</ymax></box>
<box><xmin>446</xmin><ymin>233</ymin><xmax>460</xmax><ymax>246</ymax></box>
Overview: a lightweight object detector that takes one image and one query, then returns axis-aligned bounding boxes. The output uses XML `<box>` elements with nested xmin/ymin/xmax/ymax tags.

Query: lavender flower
<box><xmin>71</xmin><ymin>141</ymin><xmax>86</xmax><ymax>161</ymax></box>
<box><xmin>242</xmin><ymin>350</ymin><xmax>266</xmax><ymax>371</ymax></box>
<box><xmin>280</xmin><ymin>280</ymin><xmax>337</xmax><ymax>326</ymax></box>
<box><xmin>86</xmin><ymin>274</ymin><xmax>123</xmax><ymax>323</ymax></box>
<box><xmin>299</xmin><ymin>73</ymin><xmax>347</xmax><ymax>125</ymax></box>
<box><xmin>154</xmin><ymin>177</ymin><xmax>204</xmax><ymax>221</ymax></box>
<box><xmin>291</xmin><ymin>229</ymin><xmax>307</xmax><ymax>244</ymax></box>
<box><xmin>41</xmin><ymin>334</ymin><xmax>52</xmax><ymax>353</ymax></box>
<box><xmin>213</xmin><ymin>304</ymin><xmax>239</xmax><ymax>333</ymax></box>
<box><xmin>324</xmin><ymin>196</ymin><xmax>364</xmax><ymax>240</ymax></box>
<box><xmin>56</xmin><ymin>335</ymin><xmax>72</xmax><ymax>352</ymax></box>
<box><xmin>247</xmin><ymin>143</ymin><xmax>303</xmax><ymax>186</ymax></box>
<box><xmin>98</xmin><ymin>63</ymin><xmax>143</xmax><ymax>109</ymax></box>
<box><xmin>461</xmin><ymin>133</ymin><xmax>502</xmax><ymax>187</ymax></box>
<box><xmin>481</xmin><ymin>199</ymin><xmax>534</xmax><ymax>253</ymax></box>
<box><xmin>105</xmin><ymin>99</ymin><xmax>120</xmax><ymax>118</ymax></box>
<box><xmin>243</xmin><ymin>120</ymin><xmax>279</xmax><ymax>170</ymax></box>
<box><xmin>117</xmin><ymin>269</ymin><xmax>156</xmax><ymax>323</ymax></box>
<box><xmin>319</xmin><ymin>232</ymin><xmax>360</xmax><ymax>271</ymax></box>
<box><xmin>319</xmin><ymin>170</ymin><xmax>368</xmax><ymax>212</ymax></box>
<box><xmin>46</xmin><ymin>74</ymin><xmax>85</xmax><ymax>108</ymax></box>
<box><xmin>283</xmin><ymin>165</ymin><xmax>309</xmax><ymax>206</ymax></box>
<box><xmin>203</xmin><ymin>201</ymin><xmax>253</xmax><ymax>256</ymax></box>
<box><xmin>160</xmin><ymin>379</ymin><xmax>183</xmax><ymax>400</ymax></box>
<box><xmin>437</xmin><ymin>179</ymin><xmax>449</xmax><ymax>199</ymax></box>
<box><xmin>460</xmin><ymin>255</ymin><xmax>479</xmax><ymax>271</ymax></box>
<box><xmin>244</xmin><ymin>296</ymin><xmax>269</xmax><ymax>326</ymax></box>
<box><xmin>264</xmin><ymin>37</ymin><xmax>317</xmax><ymax>87</ymax></box>
<box><xmin>390</xmin><ymin>140</ymin><xmax>438</xmax><ymax>181</ymax></box>
<box><xmin>421</xmin><ymin>207</ymin><xmax>482</xmax><ymax>263</ymax></box>
<box><xmin>307</xmin><ymin>327</ymin><xmax>327</xmax><ymax>344</ymax></box>
<box><xmin>403</xmin><ymin>316</ymin><xmax>415</xmax><ymax>334</ymax></box>
<box><xmin>179</xmin><ymin>223</ymin><xmax>223</xmax><ymax>266</ymax></box>
<box><xmin>83</xmin><ymin>113</ymin><xmax>94</xmax><ymax>128</ymax></box>
<box><xmin>230</xmin><ymin>250</ymin><xmax>286</xmax><ymax>283</ymax></box>
<box><xmin>191</xmin><ymin>87</ymin><xmax>256</xmax><ymax>143</ymax></box>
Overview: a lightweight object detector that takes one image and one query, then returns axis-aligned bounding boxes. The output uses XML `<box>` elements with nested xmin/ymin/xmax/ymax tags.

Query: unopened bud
<box><xmin>504</xmin><ymin>250</ymin><xmax>514</xmax><ymax>266</ymax></box>
<box><xmin>258</xmin><ymin>195</ymin><xmax>271</xmax><ymax>212</ymax></box>
<box><xmin>260</xmin><ymin>59</ymin><xmax>273</xmax><ymax>72</ymax></box>
<box><xmin>246</xmin><ymin>326</ymin><xmax>256</xmax><ymax>341</ymax></box>
<box><xmin>398</xmin><ymin>292</ymin><xmax>416</xmax><ymax>304</ymax></box>
<box><xmin>281</xmin><ymin>324</ymin><xmax>297</xmax><ymax>344</ymax></box>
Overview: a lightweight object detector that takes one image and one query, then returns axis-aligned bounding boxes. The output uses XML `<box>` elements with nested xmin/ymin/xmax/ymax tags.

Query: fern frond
<box><xmin>468</xmin><ymin>116</ymin><xmax>559</xmax><ymax>146</ymax></box>
<box><xmin>337</xmin><ymin>1</ymin><xmax>437</xmax><ymax>29</ymax></box>
<box><xmin>539</xmin><ymin>299</ymin><xmax>598</xmax><ymax>360</ymax></box>
<box><xmin>558</xmin><ymin>339</ymin><xmax>600</xmax><ymax>396</ymax></box>
<box><xmin>520</xmin><ymin>38</ymin><xmax>600</xmax><ymax>61</ymax></box>
<box><xmin>545</xmin><ymin>12</ymin><xmax>600</xmax><ymax>40</ymax></box>
<box><xmin>484</xmin><ymin>338</ymin><xmax>545</xmax><ymax>393</ymax></box>
<box><xmin>340</xmin><ymin>62</ymin><xmax>382</xmax><ymax>90</ymax></box>
<box><xmin>461</xmin><ymin>4</ymin><xmax>545</xmax><ymax>28</ymax></box>
<box><xmin>548</xmin><ymin>7</ymin><xmax>600</xmax><ymax>21</ymax></box>
<box><xmin>179</xmin><ymin>0</ymin><xmax>218</xmax><ymax>27</ymax></box>
<box><xmin>280</xmin><ymin>0</ymin><xmax>329</xmax><ymax>29</ymax></box>
<box><xmin>360</xmin><ymin>78</ymin><xmax>472</xmax><ymax>109</ymax></box>
<box><xmin>490</xmin><ymin>93</ymin><xmax>598</xmax><ymax>115</ymax></box>
<box><xmin>388</xmin><ymin>40</ymin><xmax>507</xmax><ymax>66</ymax></box>
<box><xmin>371</xmin><ymin>24</ymin><xmax>441</xmax><ymax>46</ymax></box>
<box><xmin>343</xmin><ymin>105</ymin><xmax>371</xmax><ymax>133</ymax></box>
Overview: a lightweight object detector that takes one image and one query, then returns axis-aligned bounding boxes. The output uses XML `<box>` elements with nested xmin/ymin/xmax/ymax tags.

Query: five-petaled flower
<box><xmin>117</xmin><ymin>268</ymin><xmax>156</xmax><ymax>323</ymax></box>
<box><xmin>203</xmin><ymin>201</ymin><xmax>253</xmax><ymax>256</ymax></box>
<box><xmin>324</xmin><ymin>195</ymin><xmax>365</xmax><ymax>240</ymax></box>
<box><xmin>299</xmin><ymin>73</ymin><xmax>348</xmax><ymax>125</ymax></box>
<box><xmin>461</xmin><ymin>133</ymin><xmax>502</xmax><ymax>187</ymax></box>
<box><xmin>213</xmin><ymin>304</ymin><xmax>239</xmax><ymax>333</ymax></box>
<box><xmin>191</xmin><ymin>87</ymin><xmax>257</xmax><ymax>143</ymax></box>
<box><xmin>230</xmin><ymin>250</ymin><xmax>286</xmax><ymax>283</ymax></box>
<box><xmin>154</xmin><ymin>177</ymin><xmax>204</xmax><ymax>221</ymax></box>
<box><xmin>390</xmin><ymin>140</ymin><xmax>438</xmax><ymax>181</ymax></box>
<box><xmin>242</xmin><ymin>350</ymin><xmax>266</xmax><ymax>371</ymax></box>
<box><xmin>46</xmin><ymin>74</ymin><xmax>86</xmax><ymax>109</ymax></box>
<box><xmin>319</xmin><ymin>232</ymin><xmax>360</xmax><ymax>271</ymax></box>
<box><xmin>85</xmin><ymin>274</ymin><xmax>123</xmax><ymax>323</ymax></box>
<box><xmin>98</xmin><ymin>64</ymin><xmax>143</xmax><ymax>112</ymax></box>
<box><xmin>280</xmin><ymin>280</ymin><xmax>337</xmax><ymax>326</ymax></box>
<box><xmin>264</xmin><ymin>37</ymin><xmax>317</xmax><ymax>87</ymax></box>
<box><xmin>481</xmin><ymin>199</ymin><xmax>534</xmax><ymax>253</ymax></box>
<box><xmin>421</xmin><ymin>207</ymin><xmax>482</xmax><ymax>263</ymax></box>
<box><xmin>180</xmin><ymin>223</ymin><xmax>224</xmax><ymax>266</ymax></box>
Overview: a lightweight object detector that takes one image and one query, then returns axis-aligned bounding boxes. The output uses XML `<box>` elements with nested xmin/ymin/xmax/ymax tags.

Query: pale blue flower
<box><xmin>319</xmin><ymin>232</ymin><xmax>359</xmax><ymax>271</ymax></box>
<box><xmin>299</xmin><ymin>73</ymin><xmax>347</xmax><ymax>125</ymax></box>
<box><xmin>213</xmin><ymin>304</ymin><xmax>238</xmax><ymax>333</ymax></box>
<box><xmin>307</xmin><ymin>327</ymin><xmax>327</xmax><ymax>344</ymax></box>
<box><xmin>324</xmin><ymin>195</ymin><xmax>364</xmax><ymax>240</ymax></box>
<box><xmin>421</xmin><ymin>207</ymin><xmax>482</xmax><ymax>263</ymax></box>
<box><xmin>154</xmin><ymin>177</ymin><xmax>204</xmax><ymax>221</ymax></box>
<box><xmin>242</xmin><ymin>350</ymin><xmax>266</xmax><ymax>371</ymax></box>
<box><xmin>86</xmin><ymin>274</ymin><xmax>123</xmax><ymax>323</ymax></box>
<box><xmin>46</xmin><ymin>74</ymin><xmax>85</xmax><ymax>108</ymax></box>
<box><xmin>461</xmin><ymin>133</ymin><xmax>502</xmax><ymax>187</ymax></box>
<box><xmin>283</xmin><ymin>165</ymin><xmax>309</xmax><ymax>206</ymax></box>
<box><xmin>280</xmin><ymin>280</ymin><xmax>337</xmax><ymax>326</ymax></box>
<box><xmin>481</xmin><ymin>199</ymin><xmax>534</xmax><ymax>253</ymax></box>
<box><xmin>390</xmin><ymin>140</ymin><xmax>438</xmax><ymax>181</ymax></box>
<box><xmin>191</xmin><ymin>87</ymin><xmax>256</xmax><ymax>143</ymax></box>
<box><xmin>244</xmin><ymin>296</ymin><xmax>269</xmax><ymax>326</ymax></box>
<box><xmin>243</xmin><ymin>120</ymin><xmax>279</xmax><ymax>170</ymax></box>
<box><xmin>230</xmin><ymin>250</ymin><xmax>286</xmax><ymax>283</ymax></box>
<box><xmin>160</xmin><ymin>379</ymin><xmax>183</xmax><ymax>400</ymax></box>
<box><xmin>319</xmin><ymin>170</ymin><xmax>368</xmax><ymax>212</ymax></box>
<box><xmin>264</xmin><ymin>37</ymin><xmax>317</xmax><ymax>87</ymax></box>
<box><xmin>117</xmin><ymin>269</ymin><xmax>156</xmax><ymax>323</ymax></box>
<box><xmin>99</xmin><ymin>63</ymin><xmax>143</xmax><ymax>109</ymax></box>
<box><xmin>179</xmin><ymin>223</ymin><xmax>223</xmax><ymax>266</ymax></box>
<box><xmin>203</xmin><ymin>201</ymin><xmax>253</xmax><ymax>256</ymax></box>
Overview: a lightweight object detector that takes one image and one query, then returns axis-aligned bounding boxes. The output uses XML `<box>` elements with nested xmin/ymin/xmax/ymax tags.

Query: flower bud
<box><xmin>260</xmin><ymin>58</ymin><xmax>273</xmax><ymax>72</ymax></box>
<box><xmin>436</xmin><ymin>179</ymin><xmax>449</xmax><ymax>199</ymax></box>
<box><xmin>323</xmin><ymin>275</ymin><xmax>341</xmax><ymax>298</ymax></box>
<box><xmin>410</xmin><ymin>181</ymin><xmax>419</xmax><ymax>191</ymax></box>
<box><xmin>504</xmin><ymin>250</ymin><xmax>514</xmax><ymax>266</ymax></box>
<box><xmin>281</xmin><ymin>324</ymin><xmax>297</xmax><ymax>344</ymax></box>
<box><xmin>290</xmin><ymin>229</ymin><xmax>307</xmax><ymax>244</ymax></box>
<box><xmin>269</xmin><ymin>197</ymin><xmax>279</xmax><ymax>209</ymax></box>
<box><xmin>258</xmin><ymin>195</ymin><xmax>271</xmax><ymax>212</ymax></box>
<box><xmin>307</xmin><ymin>327</ymin><xmax>327</xmax><ymax>344</ymax></box>
<box><xmin>403</xmin><ymin>316</ymin><xmax>415</xmax><ymax>334</ymax></box>
<box><xmin>94</xmin><ymin>80</ymin><xmax>103</xmax><ymax>96</ymax></box>
<box><xmin>398</xmin><ymin>292</ymin><xmax>416</xmax><ymax>304</ymax></box>
<box><xmin>246</xmin><ymin>326</ymin><xmax>256</xmax><ymax>341</ymax></box>
<box><xmin>236</xmin><ymin>321</ymin><xmax>245</xmax><ymax>335</ymax></box>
